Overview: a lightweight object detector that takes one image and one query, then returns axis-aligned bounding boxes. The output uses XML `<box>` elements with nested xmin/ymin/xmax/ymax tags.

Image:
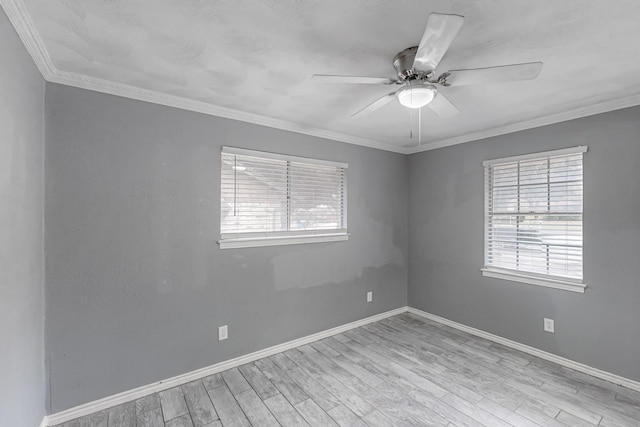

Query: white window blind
<box><xmin>483</xmin><ymin>146</ymin><xmax>586</xmax><ymax>290</ymax></box>
<box><xmin>220</xmin><ymin>147</ymin><xmax>348</xmax><ymax>248</ymax></box>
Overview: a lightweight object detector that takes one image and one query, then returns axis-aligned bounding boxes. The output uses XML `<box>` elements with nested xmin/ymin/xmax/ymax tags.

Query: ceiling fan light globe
<box><xmin>397</xmin><ymin>85</ymin><xmax>437</xmax><ymax>109</ymax></box>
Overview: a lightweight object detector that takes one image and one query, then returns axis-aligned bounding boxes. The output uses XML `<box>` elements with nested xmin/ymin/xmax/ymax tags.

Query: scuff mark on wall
<box><xmin>271</xmin><ymin>214</ymin><xmax>404</xmax><ymax>290</ymax></box>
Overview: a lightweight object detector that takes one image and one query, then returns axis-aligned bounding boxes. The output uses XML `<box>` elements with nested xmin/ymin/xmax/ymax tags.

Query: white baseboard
<box><xmin>44</xmin><ymin>305</ymin><xmax>640</xmax><ymax>425</ymax></box>
<box><xmin>45</xmin><ymin>306</ymin><xmax>408</xmax><ymax>426</ymax></box>
<box><xmin>407</xmin><ymin>307</ymin><xmax>640</xmax><ymax>393</ymax></box>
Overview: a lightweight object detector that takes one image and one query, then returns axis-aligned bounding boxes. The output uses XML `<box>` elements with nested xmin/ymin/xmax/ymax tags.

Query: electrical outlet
<box><xmin>218</xmin><ymin>325</ymin><xmax>228</xmax><ymax>341</ymax></box>
<box><xmin>543</xmin><ymin>318</ymin><xmax>555</xmax><ymax>333</ymax></box>
<box><xmin>367</xmin><ymin>291</ymin><xmax>373</xmax><ymax>302</ymax></box>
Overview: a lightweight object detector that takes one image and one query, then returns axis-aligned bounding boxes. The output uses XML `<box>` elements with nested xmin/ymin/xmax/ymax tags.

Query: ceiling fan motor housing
<box><xmin>394</xmin><ymin>46</ymin><xmax>429</xmax><ymax>81</ymax></box>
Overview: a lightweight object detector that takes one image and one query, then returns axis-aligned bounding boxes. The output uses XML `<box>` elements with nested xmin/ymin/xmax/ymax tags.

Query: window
<box><xmin>482</xmin><ymin>146</ymin><xmax>587</xmax><ymax>293</ymax></box>
<box><xmin>219</xmin><ymin>147</ymin><xmax>348</xmax><ymax>248</ymax></box>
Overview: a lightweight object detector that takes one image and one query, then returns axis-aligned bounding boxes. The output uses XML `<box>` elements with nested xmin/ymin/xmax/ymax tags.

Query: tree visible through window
<box><xmin>483</xmin><ymin>147</ymin><xmax>586</xmax><ymax>289</ymax></box>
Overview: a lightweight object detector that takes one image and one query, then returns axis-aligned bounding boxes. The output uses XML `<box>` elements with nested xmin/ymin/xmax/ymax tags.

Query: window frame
<box><xmin>481</xmin><ymin>146</ymin><xmax>588</xmax><ymax>293</ymax></box>
<box><xmin>218</xmin><ymin>146</ymin><xmax>349</xmax><ymax>249</ymax></box>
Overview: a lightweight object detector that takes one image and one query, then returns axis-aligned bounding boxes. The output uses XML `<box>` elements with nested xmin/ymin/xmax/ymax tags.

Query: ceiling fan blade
<box><xmin>351</xmin><ymin>91</ymin><xmax>397</xmax><ymax>118</ymax></box>
<box><xmin>427</xmin><ymin>92</ymin><xmax>459</xmax><ymax>118</ymax></box>
<box><xmin>413</xmin><ymin>13</ymin><xmax>464</xmax><ymax>73</ymax></box>
<box><xmin>444</xmin><ymin>62</ymin><xmax>543</xmax><ymax>86</ymax></box>
<box><xmin>312</xmin><ymin>74</ymin><xmax>396</xmax><ymax>85</ymax></box>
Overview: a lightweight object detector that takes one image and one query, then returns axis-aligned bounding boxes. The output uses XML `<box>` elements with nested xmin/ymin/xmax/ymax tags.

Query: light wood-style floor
<box><xmin>54</xmin><ymin>313</ymin><xmax>640</xmax><ymax>427</ymax></box>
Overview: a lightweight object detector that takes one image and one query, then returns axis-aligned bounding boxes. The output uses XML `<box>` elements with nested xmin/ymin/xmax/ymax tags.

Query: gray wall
<box><xmin>408</xmin><ymin>106</ymin><xmax>640</xmax><ymax>382</ymax></box>
<box><xmin>32</xmin><ymin>34</ymin><xmax>640</xmax><ymax>414</ymax></box>
<box><xmin>0</xmin><ymin>7</ymin><xmax>46</xmax><ymax>427</ymax></box>
<box><xmin>45</xmin><ymin>84</ymin><xmax>408</xmax><ymax>412</ymax></box>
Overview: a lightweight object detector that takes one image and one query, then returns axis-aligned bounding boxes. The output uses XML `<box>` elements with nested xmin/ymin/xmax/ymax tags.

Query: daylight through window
<box><xmin>219</xmin><ymin>147</ymin><xmax>348</xmax><ymax>248</ymax></box>
<box><xmin>482</xmin><ymin>146</ymin><xmax>586</xmax><ymax>292</ymax></box>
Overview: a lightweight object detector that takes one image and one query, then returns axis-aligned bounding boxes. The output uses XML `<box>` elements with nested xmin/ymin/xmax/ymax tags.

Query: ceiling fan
<box><xmin>312</xmin><ymin>13</ymin><xmax>543</xmax><ymax>119</ymax></box>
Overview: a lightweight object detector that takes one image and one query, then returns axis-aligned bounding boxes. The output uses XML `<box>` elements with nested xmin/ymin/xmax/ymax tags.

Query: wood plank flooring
<box><xmin>54</xmin><ymin>313</ymin><xmax>640</xmax><ymax>426</ymax></box>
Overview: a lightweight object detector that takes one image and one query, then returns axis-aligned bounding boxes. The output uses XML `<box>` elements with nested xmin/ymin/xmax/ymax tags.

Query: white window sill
<box><xmin>219</xmin><ymin>233</ymin><xmax>349</xmax><ymax>249</ymax></box>
<box><xmin>481</xmin><ymin>268</ymin><xmax>586</xmax><ymax>293</ymax></box>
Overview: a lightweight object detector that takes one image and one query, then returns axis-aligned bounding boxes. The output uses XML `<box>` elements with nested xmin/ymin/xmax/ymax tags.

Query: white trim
<box><xmin>218</xmin><ymin>233</ymin><xmax>349</xmax><ymax>249</ymax></box>
<box><xmin>406</xmin><ymin>92</ymin><xmax>640</xmax><ymax>154</ymax></box>
<box><xmin>47</xmin><ymin>70</ymin><xmax>407</xmax><ymax>153</ymax></box>
<box><xmin>39</xmin><ymin>305</ymin><xmax>640</xmax><ymax>424</ymax></box>
<box><xmin>482</xmin><ymin>145</ymin><xmax>588</xmax><ymax>166</ymax></box>
<box><xmin>481</xmin><ymin>268</ymin><xmax>586</xmax><ymax>293</ymax></box>
<box><xmin>5</xmin><ymin>0</ymin><xmax>640</xmax><ymax>155</ymax></box>
<box><xmin>0</xmin><ymin>0</ymin><xmax>56</xmax><ymax>77</ymax></box>
<box><xmin>45</xmin><ymin>306</ymin><xmax>408</xmax><ymax>426</ymax></box>
<box><xmin>0</xmin><ymin>0</ymin><xmax>405</xmax><ymax>155</ymax></box>
<box><xmin>48</xmin><ymin>68</ymin><xmax>640</xmax><ymax>155</ymax></box>
<box><xmin>483</xmin><ymin>149</ymin><xmax>585</xmax><ymax>290</ymax></box>
<box><xmin>407</xmin><ymin>307</ymin><xmax>640</xmax><ymax>393</ymax></box>
<box><xmin>222</xmin><ymin>146</ymin><xmax>348</xmax><ymax>169</ymax></box>
<box><xmin>221</xmin><ymin>228</ymin><xmax>348</xmax><ymax>240</ymax></box>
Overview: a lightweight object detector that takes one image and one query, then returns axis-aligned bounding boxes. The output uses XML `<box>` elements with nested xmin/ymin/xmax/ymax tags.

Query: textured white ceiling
<box><xmin>12</xmin><ymin>0</ymin><xmax>640</xmax><ymax>151</ymax></box>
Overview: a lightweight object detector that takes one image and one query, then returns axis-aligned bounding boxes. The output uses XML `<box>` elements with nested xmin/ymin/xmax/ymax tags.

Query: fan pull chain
<box><xmin>418</xmin><ymin>107</ymin><xmax>422</xmax><ymax>147</ymax></box>
<box><xmin>410</xmin><ymin>108</ymin><xmax>414</xmax><ymax>139</ymax></box>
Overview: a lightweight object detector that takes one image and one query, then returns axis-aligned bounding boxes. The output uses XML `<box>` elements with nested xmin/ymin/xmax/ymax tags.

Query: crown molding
<box><xmin>1</xmin><ymin>0</ymin><xmax>409</xmax><ymax>154</ymax></box>
<box><xmin>405</xmin><ymin>92</ymin><xmax>640</xmax><ymax>154</ymax></box>
<box><xmin>1</xmin><ymin>0</ymin><xmax>55</xmax><ymax>76</ymax></box>
<box><xmin>4</xmin><ymin>0</ymin><xmax>640</xmax><ymax>156</ymax></box>
<box><xmin>45</xmin><ymin>69</ymin><xmax>409</xmax><ymax>154</ymax></box>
